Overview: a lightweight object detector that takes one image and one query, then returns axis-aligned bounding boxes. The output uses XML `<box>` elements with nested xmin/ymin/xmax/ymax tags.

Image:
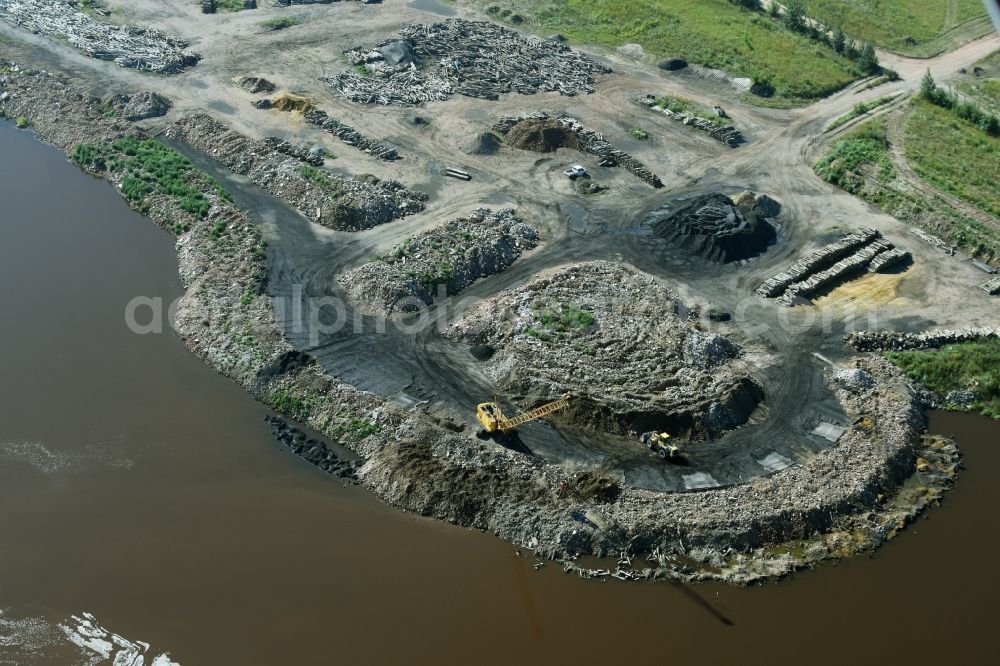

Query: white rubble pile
<box><xmin>329</xmin><ymin>19</ymin><xmax>611</xmax><ymax>106</ymax></box>
<box><xmin>0</xmin><ymin>0</ymin><xmax>200</xmax><ymax>73</ymax></box>
<box><xmin>448</xmin><ymin>261</ymin><xmax>764</xmax><ymax>438</ymax></box>
<box><xmin>341</xmin><ymin>208</ymin><xmax>539</xmax><ymax>314</ymax></box>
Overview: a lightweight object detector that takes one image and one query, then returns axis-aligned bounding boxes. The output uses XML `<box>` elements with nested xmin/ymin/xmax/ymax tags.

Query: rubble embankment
<box><xmin>341</xmin><ymin>208</ymin><xmax>539</xmax><ymax>314</ymax></box>
<box><xmin>0</xmin><ymin>0</ymin><xmax>200</xmax><ymax>73</ymax></box>
<box><xmin>846</xmin><ymin>327</ymin><xmax>1000</xmax><ymax>352</ymax></box>
<box><xmin>448</xmin><ymin>262</ymin><xmax>764</xmax><ymax>438</ymax></box>
<box><xmin>330</xmin><ymin>19</ymin><xmax>610</xmax><ymax>105</ymax></box>
<box><xmin>163</xmin><ymin>114</ymin><xmax>426</xmax><ymax>231</ymax></box>
<box><xmin>646</xmin><ymin>191</ymin><xmax>778</xmax><ymax>263</ymax></box>
<box><xmin>2</xmin><ymin>55</ymin><xmax>957</xmax><ymax>586</ymax></box>
<box><xmin>494</xmin><ymin>112</ymin><xmax>663</xmax><ymax>188</ymax></box>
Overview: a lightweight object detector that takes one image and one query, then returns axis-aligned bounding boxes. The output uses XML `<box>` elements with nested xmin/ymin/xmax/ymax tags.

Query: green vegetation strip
<box><xmin>260</xmin><ymin>16</ymin><xmax>302</xmax><ymax>31</ymax></box>
<box><xmin>801</xmin><ymin>0</ymin><xmax>986</xmax><ymax>54</ymax></box>
<box><xmin>814</xmin><ymin>118</ymin><xmax>1000</xmax><ymax>262</ymax></box>
<box><xmin>72</xmin><ymin>135</ymin><xmax>231</xmax><ymax>221</ymax></box>
<box><xmin>826</xmin><ymin>95</ymin><xmax>897</xmax><ymax>132</ymax></box>
<box><xmin>887</xmin><ymin>338</ymin><xmax>1000</xmax><ymax>419</ymax></box>
<box><xmin>653</xmin><ymin>94</ymin><xmax>733</xmax><ymax>125</ymax></box>
<box><xmin>905</xmin><ymin>99</ymin><xmax>1000</xmax><ymax>218</ymax></box>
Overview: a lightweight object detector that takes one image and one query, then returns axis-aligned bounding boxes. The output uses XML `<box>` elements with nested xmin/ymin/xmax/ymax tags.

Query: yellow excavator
<box><xmin>476</xmin><ymin>395</ymin><xmax>571</xmax><ymax>434</ymax></box>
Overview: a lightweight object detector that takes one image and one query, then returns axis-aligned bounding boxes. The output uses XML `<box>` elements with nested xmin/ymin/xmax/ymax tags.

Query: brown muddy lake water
<box><xmin>1</xmin><ymin>123</ymin><xmax>999</xmax><ymax>665</ymax></box>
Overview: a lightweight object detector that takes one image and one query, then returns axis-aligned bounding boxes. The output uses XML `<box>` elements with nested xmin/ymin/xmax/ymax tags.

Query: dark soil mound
<box><xmin>461</xmin><ymin>131</ymin><xmax>502</xmax><ymax>155</ymax></box>
<box><xmin>650</xmin><ymin>192</ymin><xmax>776</xmax><ymax>263</ymax></box>
<box><xmin>236</xmin><ymin>76</ymin><xmax>276</xmax><ymax>94</ymax></box>
<box><xmin>505</xmin><ymin>118</ymin><xmax>582</xmax><ymax>153</ymax></box>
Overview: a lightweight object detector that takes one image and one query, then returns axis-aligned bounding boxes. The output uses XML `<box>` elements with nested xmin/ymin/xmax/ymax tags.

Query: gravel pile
<box><xmin>646</xmin><ymin>191</ymin><xmax>777</xmax><ymax>263</ymax></box>
<box><xmin>448</xmin><ymin>262</ymin><xmax>764</xmax><ymax>438</ymax></box>
<box><xmin>0</xmin><ymin>0</ymin><xmax>200</xmax><ymax>73</ymax></box>
<box><xmin>341</xmin><ymin>208</ymin><xmax>539</xmax><ymax>314</ymax></box>
<box><xmin>845</xmin><ymin>327</ymin><xmax>1000</xmax><ymax>352</ymax></box>
<box><xmin>235</xmin><ymin>76</ymin><xmax>275</xmax><ymax>94</ymax></box>
<box><xmin>494</xmin><ymin>112</ymin><xmax>663</xmax><ymax>187</ymax></box>
<box><xmin>329</xmin><ymin>19</ymin><xmax>610</xmax><ymax>106</ymax></box>
<box><xmin>164</xmin><ymin>114</ymin><xmax>426</xmax><ymax>231</ymax></box>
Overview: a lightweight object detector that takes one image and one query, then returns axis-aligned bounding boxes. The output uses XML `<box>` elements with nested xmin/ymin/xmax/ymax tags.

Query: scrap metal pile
<box><xmin>756</xmin><ymin>228</ymin><xmax>911</xmax><ymax>306</ymax></box>
<box><xmin>493</xmin><ymin>112</ymin><xmax>663</xmax><ymax>188</ymax></box>
<box><xmin>448</xmin><ymin>261</ymin><xmax>764</xmax><ymax>438</ymax></box>
<box><xmin>0</xmin><ymin>0</ymin><xmax>200</xmax><ymax>74</ymax></box>
<box><xmin>303</xmin><ymin>109</ymin><xmax>400</xmax><ymax>161</ymax></box>
<box><xmin>164</xmin><ymin>114</ymin><xmax>426</xmax><ymax>231</ymax></box>
<box><xmin>328</xmin><ymin>19</ymin><xmax>610</xmax><ymax>106</ymax></box>
<box><xmin>341</xmin><ymin>208</ymin><xmax>539</xmax><ymax>314</ymax></box>
<box><xmin>638</xmin><ymin>95</ymin><xmax>745</xmax><ymax>148</ymax></box>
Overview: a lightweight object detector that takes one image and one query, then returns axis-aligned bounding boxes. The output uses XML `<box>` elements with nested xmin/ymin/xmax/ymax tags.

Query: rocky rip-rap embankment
<box><xmin>0</xmin><ymin>52</ymin><xmax>962</xmax><ymax>586</ymax></box>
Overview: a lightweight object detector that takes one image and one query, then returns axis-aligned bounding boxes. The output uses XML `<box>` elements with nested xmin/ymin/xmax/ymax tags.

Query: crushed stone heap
<box><xmin>646</xmin><ymin>191</ymin><xmax>778</xmax><ymax>263</ymax></box>
<box><xmin>0</xmin><ymin>0</ymin><xmax>200</xmax><ymax>74</ymax></box>
<box><xmin>494</xmin><ymin>112</ymin><xmax>663</xmax><ymax>188</ymax></box>
<box><xmin>329</xmin><ymin>19</ymin><xmax>611</xmax><ymax>106</ymax></box>
<box><xmin>448</xmin><ymin>262</ymin><xmax>764</xmax><ymax>439</ymax></box>
<box><xmin>164</xmin><ymin>114</ymin><xmax>426</xmax><ymax>231</ymax></box>
<box><xmin>341</xmin><ymin>208</ymin><xmax>539</xmax><ymax>315</ymax></box>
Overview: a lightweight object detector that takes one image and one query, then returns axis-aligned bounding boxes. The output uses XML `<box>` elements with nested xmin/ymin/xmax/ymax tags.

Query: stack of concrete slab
<box><xmin>755</xmin><ymin>227</ymin><xmax>881</xmax><ymax>299</ymax></box>
<box><xmin>302</xmin><ymin>109</ymin><xmax>399</xmax><ymax>161</ymax></box>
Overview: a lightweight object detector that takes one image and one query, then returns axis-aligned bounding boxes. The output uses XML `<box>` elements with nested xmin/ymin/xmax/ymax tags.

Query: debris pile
<box><xmin>164</xmin><ymin>114</ymin><xmax>426</xmax><ymax>231</ymax></box>
<box><xmin>262</xmin><ymin>136</ymin><xmax>324</xmax><ymax>166</ymax></box>
<box><xmin>235</xmin><ymin>76</ymin><xmax>275</xmax><ymax>94</ymax></box>
<box><xmin>757</xmin><ymin>228</ymin><xmax>910</xmax><ymax>305</ymax></box>
<box><xmin>493</xmin><ymin>112</ymin><xmax>662</xmax><ymax>187</ymax></box>
<box><xmin>0</xmin><ymin>0</ymin><xmax>200</xmax><ymax>73</ymax></box>
<box><xmin>845</xmin><ymin>327</ymin><xmax>999</xmax><ymax>352</ymax></box>
<box><xmin>913</xmin><ymin>227</ymin><xmax>956</xmax><ymax>255</ymax></box>
<box><xmin>448</xmin><ymin>262</ymin><xmax>764</xmax><ymax>438</ymax></box>
<box><xmin>980</xmin><ymin>276</ymin><xmax>1000</xmax><ymax>295</ymax></box>
<box><xmin>303</xmin><ymin>109</ymin><xmax>400</xmax><ymax>160</ymax></box>
<box><xmin>638</xmin><ymin>95</ymin><xmax>745</xmax><ymax>147</ymax></box>
<box><xmin>329</xmin><ymin>19</ymin><xmax>610</xmax><ymax>106</ymax></box>
<box><xmin>645</xmin><ymin>191</ymin><xmax>777</xmax><ymax>263</ymax></box>
<box><xmin>270</xmin><ymin>93</ymin><xmax>314</xmax><ymax>113</ymax></box>
<box><xmin>101</xmin><ymin>91</ymin><xmax>172</xmax><ymax>121</ymax></box>
<box><xmin>341</xmin><ymin>208</ymin><xmax>539</xmax><ymax>314</ymax></box>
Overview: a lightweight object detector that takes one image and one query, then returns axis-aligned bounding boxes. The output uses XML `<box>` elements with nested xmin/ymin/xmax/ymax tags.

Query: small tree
<box><xmin>783</xmin><ymin>0</ymin><xmax>806</xmax><ymax>33</ymax></box>
<box><xmin>858</xmin><ymin>42</ymin><xmax>879</xmax><ymax>74</ymax></box>
<box><xmin>920</xmin><ymin>69</ymin><xmax>937</xmax><ymax>100</ymax></box>
<box><xmin>832</xmin><ymin>26</ymin><xmax>846</xmax><ymax>54</ymax></box>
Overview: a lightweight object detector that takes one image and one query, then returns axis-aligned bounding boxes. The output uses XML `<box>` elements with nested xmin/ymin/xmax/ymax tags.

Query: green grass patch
<box><xmin>652</xmin><ymin>93</ymin><xmax>733</xmax><ymax>125</ymax></box>
<box><xmin>887</xmin><ymin>338</ymin><xmax>1000</xmax><ymax>419</ymax></box>
<box><xmin>475</xmin><ymin>0</ymin><xmax>862</xmax><ymax>103</ymax></box>
<box><xmin>260</xmin><ymin>16</ymin><xmax>302</xmax><ymax>31</ymax></box>
<box><xmin>296</xmin><ymin>164</ymin><xmax>345</xmax><ymax>198</ymax></box>
<box><xmin>526</xmin><ymin>303</ymin><xmax>596</xmax><ymax>342</ymax></box>
<box><xmin>72</xmin><ymin>136</ymin><xmax>231</xmax><ymax>219</ymax></box>
<box><xmin>802</xmin><ymin>0</ymin><xmax>986</xmax><ymax>54</ymax></box>
<box><xmin>904</xmin><ymin>98</ymin><xmax>1000</xmax><ymax>217</ymax></box>
<box><xmin>628</xmin><ymin>127</ymin><xmax>649</xmax><ymax>140</ymax></box>
<box><xmin>826</xmin><ymin>94</ymin><xmax>897</xmax><ymax>131</ymax></box>
<box><xmin>814</xmin><ymin>121</ymin><xmax>896</xmax><ymax>192</ymax></box>
<box><xmin>14</xmin><ymin>115</ymin><xmax>29</xmax><ymax>129</ymax></box>
<box><xmin>815</xmin><ymin>115</ymin><xmax>1000</xmax><ymax>264</ymax></box>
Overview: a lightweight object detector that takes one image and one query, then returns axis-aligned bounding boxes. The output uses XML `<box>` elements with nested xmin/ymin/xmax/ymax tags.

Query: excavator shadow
<box><xmin>476</xmin><ymin>428</ymin><xmax>535</xmax><ymax>456</ymax></box>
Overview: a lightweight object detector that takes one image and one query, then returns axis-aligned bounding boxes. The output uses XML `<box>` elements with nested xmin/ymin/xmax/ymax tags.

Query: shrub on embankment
<box><xmin>72</xmin><ymin>135</ymin><xmax>231</xmax><ymax>219</ymax></box>
<box><xmin>887</xmin><ymin>338</ymin><xmax>1000</xmax><ymax>419</ymax></box>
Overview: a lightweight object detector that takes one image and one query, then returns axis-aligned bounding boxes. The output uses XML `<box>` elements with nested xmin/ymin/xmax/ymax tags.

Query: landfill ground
<box><xmin>2</xmin><ymin>0</ymin><xmax>999</xmax><ymax>577</ymax></box>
